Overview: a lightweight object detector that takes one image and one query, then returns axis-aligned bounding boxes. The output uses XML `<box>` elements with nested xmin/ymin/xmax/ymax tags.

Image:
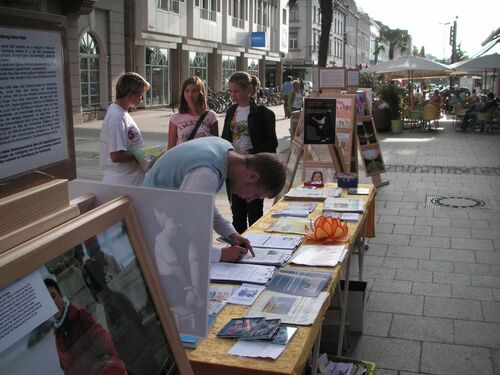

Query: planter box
<box><xmin>372</xmin><ymin>108</ymin><xmax>392</xmax><ymax>132</ymax></box>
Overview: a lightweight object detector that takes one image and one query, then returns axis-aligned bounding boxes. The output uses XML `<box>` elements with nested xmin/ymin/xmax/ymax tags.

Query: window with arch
<box><xmin>247</xmin><ymin>58</ymin><xmax>259</xmax><ymax>77</ymax></box>
<box><xmin>222</xmin><ymin>55</ymin><xmax>236</xmax><ymax>88</ymax></box>
<box><xmin>189</xmin><ymin>52</ymin><xmax>208</xmax><ymax>83</ymax></box>
<box><xmin>145</xmin><ymin>47</ymin><xmax>170</xmax><ymax>105</ymax></box>
<box><xmin>79</xmin><ymin>32</ymin><xmax>100</xmax><ymax>111</ymax></box>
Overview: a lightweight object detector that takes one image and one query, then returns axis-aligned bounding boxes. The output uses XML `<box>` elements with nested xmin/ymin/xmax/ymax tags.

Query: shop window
<box><xmin>79</xmin><ymin>32</ymin><xmax>100</xmax><ymax>112</ymax></box>
<box><xmin>145</xmin><ymin>47</ymin><xmax>170</xmax><ymax>105</ymax></box>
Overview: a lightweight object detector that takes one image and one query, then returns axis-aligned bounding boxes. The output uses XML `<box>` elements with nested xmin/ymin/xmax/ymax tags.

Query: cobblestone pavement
<box><xmin>385</xmin><ymin>164</ymin><xmax>500</xmax><ymax>175</ymax></box>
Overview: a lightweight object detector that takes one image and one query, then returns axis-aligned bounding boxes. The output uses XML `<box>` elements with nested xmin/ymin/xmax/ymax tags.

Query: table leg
<box><xmin>337</xmin><ymin>252</ymin><xmax>351</xmax><ymax>356</ymax></box>
<box><xmin>358</xmin><ymin>217</ymin><xmax>368</xmax><ymax>282</ymax></box>
<box><xmin>311</xmin><ymin>325</ymin><xmax>322</xmax><ymax>374</ymax></box>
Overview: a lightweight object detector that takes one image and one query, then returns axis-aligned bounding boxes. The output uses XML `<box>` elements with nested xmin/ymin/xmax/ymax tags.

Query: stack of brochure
<box><xmin>238</xmin><ymin>247</ymin><xmax>293</xmax><ymax>266</ymax></box>
<box><xmin>210</xmin><ymin>263</ymin><xmax>276</xmax><ymax>284</ymax></box>
<box><xmin>321</xmin><ymin>211</ymin><xmax>362</xmax><ymax>222</ymax></box>
<box><xmin>284</xmin><ymin>187</ymin><xmax>342</xmax><ymax>201</ymax></box>
<box><xmin>266</xmin><ymin>268</ymin><xmax>332</xmax><ymax>298</ymax></box>
<box><xmin>243</xmin><ymin>233</ymin><xmax>303</xmax><ymax>250</ymax></box>
<box><xmin>290</xmin><ymin>244</ymin><xmax>348</xmax><ymax>267</ymax></box>
<box><xmin>265</xmin><ymin>217</ymin><xmax>311</xmax><ymax>235</ymax></box>
<box><xmin>271</xmin><ymin>202</ymin><xmax>318</xmax><ymax>217</ymax></box>
<box><xmin>323</xmin><ymin>197</ymin><xmax>365</xmax><ymax>213</ymax></box>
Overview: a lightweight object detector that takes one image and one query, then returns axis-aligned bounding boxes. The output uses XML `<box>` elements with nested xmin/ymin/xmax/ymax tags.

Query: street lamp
<box><xmin>438</xmin><ymin>21</ymin><xmax>450</xmax><ymax>63</ymax></box>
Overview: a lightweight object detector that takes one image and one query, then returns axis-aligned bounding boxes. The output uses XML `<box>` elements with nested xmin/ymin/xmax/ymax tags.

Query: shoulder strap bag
<box><xmin>187</xmin><ymin>111</ymin><xmax>209</xmax><ymax>141</ymax></box>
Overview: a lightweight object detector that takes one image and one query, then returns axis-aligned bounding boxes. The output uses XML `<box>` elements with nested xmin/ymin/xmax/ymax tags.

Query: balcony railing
<box><xmin>232</xmin><ymin>17</ymin><xmax>245</xmax><ymax>29</ymax></box>
<box><xmin>157</xmin><ymin>0</ymin><xmax>179</xmax><ymax>13</ymax></box>
<box><xmin>257</xmin><ymin>24</ymin><xmax>267</xmax><ymax>32</ymax></box>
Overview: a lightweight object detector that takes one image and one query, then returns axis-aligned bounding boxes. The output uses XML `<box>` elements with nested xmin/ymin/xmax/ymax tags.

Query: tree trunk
<box><xmin>318</xmin><ymin>0</ymin><xmax>333</xmax><ymax>67</ymax></box>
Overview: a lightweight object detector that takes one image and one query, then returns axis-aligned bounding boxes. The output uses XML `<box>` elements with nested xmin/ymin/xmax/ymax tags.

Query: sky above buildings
<box><xmin>355</xmin><ymin>0</ymin><xmax>499</xmax><ymax>60</ymax></box>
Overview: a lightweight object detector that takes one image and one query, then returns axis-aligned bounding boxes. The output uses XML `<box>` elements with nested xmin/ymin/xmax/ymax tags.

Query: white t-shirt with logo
<box><xmin>99</xmin><ymin>103</ymin><xmax>145</xmax><ymax>185</ymax></box>
<box><xmin>230</xmin><ymin>105</ymin><xmax>253</xmax><ymax>153</ymax></box>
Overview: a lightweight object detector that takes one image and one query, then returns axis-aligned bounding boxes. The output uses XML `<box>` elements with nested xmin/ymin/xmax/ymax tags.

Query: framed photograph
<box><xmin>0</xmin><ymin>196</ymin><xmax>193</xmax><ymax>375</ymax></box>
<box><xmin>336</xmin><ymin>130</ymin><xmax>353</xmax><ymax>169</ymax></box>
<box><xmin>360</xmin><ymin>144</ymin><xmax>386</xmax><ymax>176</ymax></box>
<box><xmin>334</xmin><ymin>95</ymin><xmax>356</xmax><ymax>130</ymax></box>
<box><xmin>290</xmin><ymin>109</ymin><xmax>304</xmax><ymax>140</ymax></box>
<box><xmin>346</xmin><ymin>69</ymin><xmax>360</xmax><ymax>88</ymax></box>
<box><xmin>275</xmin><ymin>139</ymin><xmax>303</xmax><ymax>203</ymax></box>
<box><xmin>356</xmin><ymin>120</ymin><xmax>379</xmax><ymax>146</ymax></box>
<box><xmin>303</xmin><ymin>98</ymin><xmax>336</xmax><ymax>144</ymax></box>
<box><xmin>318</xmin><ymin>67</ymin><xmax>346</xmax><ymax>90</ymax></box>
<box><xmin>355</xmin><ymin>91</ymin><xmax>370</xmax><ymax>116</ymax></box>
<box><xmin>302</xmin><ymin>161</ymin><xmax>338</xmax><ymax>183</ymax></box>
<box><xmin>0</xmin><ymin>10</ymin><xmax>76</xmax><ymax>199</ymax></box>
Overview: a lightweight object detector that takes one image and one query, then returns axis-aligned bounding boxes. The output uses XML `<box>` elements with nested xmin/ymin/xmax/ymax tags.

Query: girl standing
<box><xmin>222</xmin><ymin>71</ymin><xmax>278</xmax><ymax>233</ymax></box>
<box><xmin>287</xmin><ymin>80</ymin><xmax>304</xmax><ymax>114</ymax></box>
<box><xmin>168</xmin><ymin>76</ymin><xmax>218</xmax><ymax>149</ymax></box>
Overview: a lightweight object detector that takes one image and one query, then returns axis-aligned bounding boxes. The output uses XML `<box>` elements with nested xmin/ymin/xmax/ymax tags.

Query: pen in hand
<box><xmin>216</xmin><ymin>236</ymin><xmax>255</xmax><ymax>257</ymax></box>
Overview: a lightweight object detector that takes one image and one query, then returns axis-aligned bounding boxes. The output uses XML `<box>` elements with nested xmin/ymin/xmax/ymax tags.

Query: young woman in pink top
<box><xmin>168</xmin><ymin>76</ymin><xmax>219</xmax><ymax>149</ymax></box>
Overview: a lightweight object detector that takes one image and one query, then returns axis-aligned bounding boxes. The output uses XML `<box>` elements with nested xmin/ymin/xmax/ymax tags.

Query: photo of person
<box><xmin>310</xmin><ymin>171</ymin><xmax>323</xmax><ymax>183</ymax></box>
<box><xmin>303</xmin><ymin>98</ymin><xmax>336</xmax><ymax>144</ymax></box>
<box><xmin>303</xmin><ymin>165</ymin><xmax>337</xmax><ymax>183</ymax></box>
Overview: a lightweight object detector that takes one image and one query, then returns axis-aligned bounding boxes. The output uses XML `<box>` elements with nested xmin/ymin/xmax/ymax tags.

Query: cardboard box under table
<box><xmin>187</xmin><ymin>184</ymin><xmax>376</xmax><ymax>375</ymax></box>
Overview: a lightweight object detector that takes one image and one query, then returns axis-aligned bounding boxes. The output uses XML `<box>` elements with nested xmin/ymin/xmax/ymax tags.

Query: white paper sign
<box><xmin>0</xmin><ymin>271</ymin><xmax>57</xmax><ymax>354</ymax></box>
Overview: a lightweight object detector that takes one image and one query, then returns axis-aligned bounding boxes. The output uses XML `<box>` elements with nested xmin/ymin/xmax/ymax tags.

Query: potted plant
<box><xmin>377</xmin><ymin>83</ymin><xmax>404</xmax><ymax>133</ymax></box>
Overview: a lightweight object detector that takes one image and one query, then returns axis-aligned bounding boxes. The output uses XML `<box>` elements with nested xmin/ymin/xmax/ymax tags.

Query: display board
<box><xmin>318</xmin><ymin>67</ymin><xmax>346</xmax><ymax>90</ymax></box>
<box><xmin>356</xmin><ymin>119</ymin><xmax>386</xmax><ymax>177</ymax></box>
<box><xmin>0</xmin><ymin>8</ymin><xmax>76</xmax><ymax>198</ymax></box>
<box><xmin>0</xmin><ymin>196</ymin><xmax>193</xmax><ymax>375</ymax></box>
<box><xmin>303</xmin><ymin>98</ymin><xmax>336</xmax><ymax>144</ymax></box>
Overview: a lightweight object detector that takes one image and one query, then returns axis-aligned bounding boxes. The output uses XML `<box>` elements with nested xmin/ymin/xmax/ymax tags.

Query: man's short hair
<box><xmin>116</xmin><ymin>72</ymin><xmax>150</xmax><ymax>99</ymax></box>
<box><xmin>246</xmin><ymin>153</ymin><xmax>286</xmax><ymax>197</ymax></box>
<box><xmin>44</xmin><ymin>278</ymin><xmax>62</xmax><ymax>295</ymax></box>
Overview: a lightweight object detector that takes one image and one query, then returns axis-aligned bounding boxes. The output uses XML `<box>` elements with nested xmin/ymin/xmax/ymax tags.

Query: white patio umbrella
<box><xmin>450</xmin><ymin>53</ymin><xmax>500</xmax><ymax>93</ymax></box>
<box><xmin>362</xmin><ymin>56</ymin><xmax>452</xmax><ymax>79</ymax></box>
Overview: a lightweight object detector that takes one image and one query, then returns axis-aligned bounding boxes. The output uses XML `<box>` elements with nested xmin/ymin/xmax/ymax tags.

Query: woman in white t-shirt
<box><xmin>168</xmin><ymin>76</ymin><xmax>218</xmax><ymax>149</ymax></box>
<box><xmin>99</xmin><ymin>72</ymin><xmax>150</xmax><ymax>186</ymax></box>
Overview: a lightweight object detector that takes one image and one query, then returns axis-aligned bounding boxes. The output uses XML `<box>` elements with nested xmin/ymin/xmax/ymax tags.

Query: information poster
<box><xmin>303</xmin><ymin>98</ymin><xmax>336</xmax><ymax>144</ymax></box>
<box><xmin>0</xmin><ymin>26</ymin><xmax>69</xmax><ymax>179</ymax></box>
<box><xmin>318</xmin><ymin>68</ymin><xmax>346</xmax><ymax>90</ymax></box>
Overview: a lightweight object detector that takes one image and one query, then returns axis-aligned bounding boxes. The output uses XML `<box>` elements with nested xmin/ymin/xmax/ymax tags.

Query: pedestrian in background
<box><xmin>222</xmin><ymin>71</ymin><xmax>278</xmax><ymax>234</ymax></box>
<box><xmin>99</xmin><ymin>72</ymin><xmax>150</xmax><ymax>185</ymax></box>
<box><xmin>168</xmin><ymin>76</ymin><xmax>218</xmax><ymax>149</ymax></box>
<box><xmin>281</xmin><ymin>76</ymin><xmax>293</xmax><ymax>118</ymax></box>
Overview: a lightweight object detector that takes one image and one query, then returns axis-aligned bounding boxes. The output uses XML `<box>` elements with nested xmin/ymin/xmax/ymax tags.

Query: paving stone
<box><xmin>491</xmin><ymin>349</ymin><xmax>500</xmax><ymax>375</ymax></box>
<box><xmin>424</xmin><ymin>296</ymin><xmax>483</xmax><ymax>320</ymax></box>
<box><xmin>421</xmin><ymin>342</ymin><xmax>494</xmax><ymax>375</ymax></box>
<box><xmin>433</xmin><ymin>208</ymin><xmax>469</xmax><ymax>219</ymax></box>
<box><xmin>433</xmin><ymin>271</ymin><xmax>471</xmax><ymax>286</ymax></box>
<box><xmin>363</xmin><ymin>255</ymin><xmax>385</xmax><ymax>267</ymax></box>
<box><xmin>378</xmin><ymin>191</ymin><xmax>404</xmax><ymax>202</ymax></box>
<box><xmin>399</xmin><ymin>208</ymin><xmax>434</xmax><ymax>218</ymax></box>
<box><xmin>363</xmin><ymin>266</ymin><xmax>396</xmax><ymax>280</ymax></box>
<box><xmin>385</xmin><ymin>201</ymin><xmax>418</xmax><ymax>209</ymax></box>
<box><xmin>493</xmin><ymin>240</ymin><xmax>500</xmax><ymax>251</ymax></box>
<box><xmin>451</xmin><ymin>238</ymin><xmax>494</xmax><ymax>251</ymax></box>
<box><xmin>410</xmin><ymin>235</ymin><xmax>450</xmax><ymax>248</ymax></box>
<box><xmin>451</xmin><ymin>218</ymin><xmax>490</xmax><ymax>229</ymax></box>
<box><xmin>390</xmin><ymin>314</ymin><xmax>453</xmax><ymax>343</ymax></box>
<box><xmin>364</xmin><ymin>243</ymin><xmax>388</xmax><ymax>257</ymax></box>
<box><xmin>431</xmin><ymin>226</ymin><xmax>471</xmax><ymax>238</ymax></box>
<box><xmin>372</xmin><ymin>279</ymin><xmax>412</xmax><ymax>294</ymax></box>
<box><xmin>415</xmin><ymin>217</ymin><xmax>451</xmax><ymax>227</ymax></box>
<box><xmin>379</xmin><ymin>215</ymin><xmax>415</xmax><ymax>225</ymax></box>
<box><xmin>387</xmin><ymin>245</ymin><xmax>430</xmax><ymax>259</ymax></box>
<box><xmin>374</xmin><ymin>370</ymin><xmax>397</xmax><ymax>375</ymax></box>
<box><xmin>376</xmin><ymin>208</ymin><xmax>401</xmax><ymax>216</ymax></box>
<box><xmin>430</xmin><ymin>248</ymin><xmax>475</xmax><ymax>263</ymax></box>
<box><xmin>412</xmin><ymin>282</ymin><xmax>452</xmax><ymax>298</ymax></box>
<box><xmin>452</xmin><ymin>285</ymin><xmax>494</xmax><ymax>301</ymax></box>
<box><xmin>454</xmin><ymin>320</ymin><xmax>500</xmax><ymax>348</ymax></box>
<box><xmin>454</xmin><ymin>262</ymin><xmax>492</xmax><ymax>275</ymax></box>
<box><xmin>367</xmin><ymin>292</ymin><xmax>423</xmax><ymax>315</ymax></box>
<box><xmin>482</xmin><ymin>301</ymin><xmax>500</xmax><ymax>323</ymax></box>
<box><xmin>418</xmin><ymin>259</ymin><xmax>454</xmax><ymax>273</ymax></box>
<box><xmin>396</xmin><ymin>269</ymin><xmax>433</xmax><ymax>283</ymax></box>
<box><xmin>374</xmin><ymin>223</ymin><xmax>394</xmax><ymax>233</ymax></box>
<box><xmin>351</xmin><ymin>336</ymin><xmax>420</xmax><ymax>373</ymax></box>
<box><xmin>363</xmin><ymin>310</ymin><xmax>392</xmax><ymax>337</ymax></box>
<box><xmin>368</xmin><ymin>233</ymin><xmax>410</xmax><ymax>246</ymax></box>
<box><xmin>491</xmin><ymin>264</ymin><xmax>500</xmax><ymax>275</ymax></box>
<box><xmin>471</xmin><ymin>228</ymin><xmax>500</xmax><ymax>240</ymax></box>
<box><xmin>472</xmin><ymin>275</ymin><xmax>500</xmax><ymax>288</ymax></box>
<box><xmin>383</xmin><ymin>256</ymin><xmax>418</xmax><ymax>270</ymax></box>
<box><xmin>393</xmin><ymin>224</ymin><xmax>432</xmax><ymax>236</ymax></box>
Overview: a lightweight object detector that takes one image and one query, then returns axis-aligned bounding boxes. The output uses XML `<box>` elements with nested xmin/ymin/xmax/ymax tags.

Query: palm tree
<box><xmin>378</xmin><ymin>23</ymin><xmax>410</xmax><ymax>60</ymax></box>
<box><xmin>287</xmin><ymin>0</ymin><xmax>342</xmax><ymax>67</ymax></box>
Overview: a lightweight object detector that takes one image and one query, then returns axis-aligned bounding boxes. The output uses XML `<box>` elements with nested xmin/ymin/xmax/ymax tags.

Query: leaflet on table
<box><xmin>324</xmin><ymin>197</ymin><xmax>365</xmax><ymax>213</ymax></box>
<box><xmin>208</xmin><ymin>300</ymin><xmax>226</xmax><ymax>316</ymax></box>
<box><xmin>321</xmin><ymin>211</ymin><xmax>362</xmax><ymax>222</ymax></box>
<box><xmin>287</xmin><ymin>202</ymin><xmax>318</xmax><ymax>212</ymax></box>
<box><xmin>210</xmin><ymin>263</ymin><xmax>276</xmax><ymax>284</ymax></box>
<box><xmin>227</xmin><ymin>284</ymin><xmax>266</xmax><ymax>306</ymax></box>
<box><xmin>290</xmin><ymin>244</ymin><xmax>348</xmax><ymax>267</ymax></box>
<box><xmin>284</xmin><ymin>187</ymin><xmax>342</xmax><ymax>200</ymax></box>
<box><xmin>238</xmin><ymin>247</ymin><xmax>293</xmax><ymax>266</ymax></box>
<box><xmin>265</xmin><ymin>217</ymin><xmax>311</xmax><ymax>235</ymax></box>
<box><xmin>267</xmin><ymin>268</ymin><xmax>331</xmax><ymax>297</ymax></box>
<box><xmin>245</xmin><ymin>290</ymin><xmax>329</xmax><ymax>325</ymax></box>
<box><xmin>244</xmin><ymin>232</ymin><xmax>303</xmax><ymax>250</ymax></box>
<box><xmin>348</xmin><ymin>187</ymin><xmax>370</xmax><ymax>195</ymax></box>
<box><xmin>228</xmin><ymin>326</ymin><xmax>298</xmax><ymax>359</ymax></box>
<box><xmin>271</xmin><ymin>202</ymin><xmax>318</xmax><ymax>217</ymax></box>
<box><xmin>209</xmin><ymin>284</ymin><xmax>239</xmax><ymax>302</ymax></box>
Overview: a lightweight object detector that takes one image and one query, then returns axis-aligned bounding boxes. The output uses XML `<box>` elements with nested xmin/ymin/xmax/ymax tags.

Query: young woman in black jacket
<box><xmin>222</xmin><ymin>71</ymin><xmax>278</xmax><ymax>233</ymax></box>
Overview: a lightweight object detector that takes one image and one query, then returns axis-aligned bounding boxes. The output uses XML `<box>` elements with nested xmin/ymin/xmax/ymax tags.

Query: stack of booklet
<box><xmin>210</xmin><ymin>263</ymin><xmax>276</xmax><ymax>284</ymax></box>
<box><xmin>265</xmin><ymin>217</ymin><xmax>311</xmax><ymax>235</ymax></box>
<box><xmin>323</xmin><ymin>198</ymin><xmax>365</xmax><ymax>221</ymax></box>
<box><xmin>290</xmin><ymin>244</ymin><xmax>348</xmax><ymax>267</ymax></box>
<box><xmin>271</xmin><ymin>202</ymin><xmax>318</xmax><ymax>218</ymax></box>
<box><xmin>284</xmin><ymin>187</ymin><xmax>342</xmax><ymax>201</ymax></box>
<box><xmin>267</xmin><ymin>268</ymin><xmax>332</xmax><ymax>298</ymax></box>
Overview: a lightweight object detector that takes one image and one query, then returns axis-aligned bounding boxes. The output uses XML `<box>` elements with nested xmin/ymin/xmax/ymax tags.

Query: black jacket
<box><xmin>221</xmin><ymin>100</ymin><xmax>278</xmax><ymax>154</ymax></box>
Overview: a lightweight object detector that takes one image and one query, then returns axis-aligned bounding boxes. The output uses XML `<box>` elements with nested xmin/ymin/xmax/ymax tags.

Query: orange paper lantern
<box><xmin>305</xmin><ymin>216</ymin><xmax>349</xmax><ymax>242</ymax></box>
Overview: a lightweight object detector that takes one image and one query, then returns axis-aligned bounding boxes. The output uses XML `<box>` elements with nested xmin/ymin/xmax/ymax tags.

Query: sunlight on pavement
<box><xmin>381</xmin><ymin>138</ymin><xmax>434</xmax><ymax>143</ymax></box>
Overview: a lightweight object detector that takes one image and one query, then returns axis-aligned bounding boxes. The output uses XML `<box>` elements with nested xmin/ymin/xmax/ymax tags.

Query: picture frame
<box><xmin>302</xmin><ymin>161</ymin><xmax>338</xmax><ymax>183</ymax></box>
<box><xmin>346</xmin><ymin>69</ymin><xmax>360</xmax><ymax>88</ymax></box>
<box><xmin>0</xmin><ymin>196</ymin><xmax>193</xmax><ymax>375</ymax></box>
<box><xmin>303</xmin><ymin>98</ymin><xmax>337</xmax><ymax>145</ymax></box>
<box><xmin>318</xmin><ymin>67</ymin><xmax>346</xmax><ymax>90</ymax></box>
<box><xmin>0</xmin><ymin>10</ymin><xmax>76</xmax><ymax>199</ymax></box>
<box><xmin>336</xmin><ymin>130</ymin><xmax>353</xmax><ymax>169</ymax></box>
<box><xmin>275</xmin><ymin>138</ymin><xmax>303</xmax><ymax>203</ymax></box>
<box><xmin>360</xmin><ymin>143</ymin><xmax>386</xmax><ymax>177</ymax></box>
<box><xmin>356</xmin><ymin>119</ymin><xmax>379</xmax><ymax>146</ymax></box>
